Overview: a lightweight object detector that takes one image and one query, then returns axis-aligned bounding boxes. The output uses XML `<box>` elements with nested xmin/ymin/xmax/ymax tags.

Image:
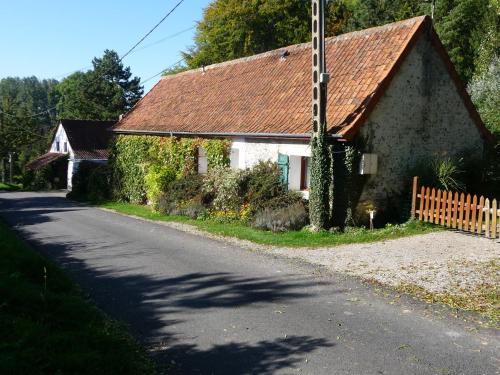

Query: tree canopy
<box><xmin>56</xmin><ymin>50</ymin><xmax>143</xmax><ymax>121</ymax></box>
<box><xmin>0</xmin><ymin>77</ymin><xmax>58</xmax><ymax>178</ymax></box>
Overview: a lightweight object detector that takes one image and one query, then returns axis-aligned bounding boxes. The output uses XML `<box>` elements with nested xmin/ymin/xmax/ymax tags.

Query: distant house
<box><xmin>112</xmin><ymin>16</ymin><xmax>492</xmax><ymax>222</ymax></box>
<box><xmin>26</xmin><ymin>119</ymin><xmax>114</xmax><ymax>190</ymax></box>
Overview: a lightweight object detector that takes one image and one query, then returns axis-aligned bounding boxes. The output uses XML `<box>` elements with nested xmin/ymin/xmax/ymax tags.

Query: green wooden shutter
<box><xmin>277</xmin><ymin>153</ymin><xmax>289</xmax><ymax>188</ymax></box>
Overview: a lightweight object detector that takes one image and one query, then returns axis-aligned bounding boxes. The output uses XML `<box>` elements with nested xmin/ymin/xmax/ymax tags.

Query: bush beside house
<box><xmin>71</xmin><ymin>135</ymin><xmax>308</xmax><ymax>232</ymax></box>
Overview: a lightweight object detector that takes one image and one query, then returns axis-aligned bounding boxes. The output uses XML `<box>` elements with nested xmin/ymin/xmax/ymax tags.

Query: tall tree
<box><xmin>56</xmin><ymin>50</ymin><xmax>143</xmax><ymax>120</ymax></box>
<box><xmin>0</xmin><ymin>77</ymin><xmax>58</xmax><ymax>180</ymax></box>
<box><xmin>183</xmin><ymin>0</ymin><xmax>311</xmax><ymax>68</ymax></box>
<box><xmin>435</xmin><ymin>0</ymin><xmax>491</xmax><ymax>82</ymax></box>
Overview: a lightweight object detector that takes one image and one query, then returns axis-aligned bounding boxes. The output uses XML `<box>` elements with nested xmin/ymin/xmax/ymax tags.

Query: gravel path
<box><xmin>268</xmin><ymin>232</ymin><xmax>500</xmax><ymax>294</ymax></box>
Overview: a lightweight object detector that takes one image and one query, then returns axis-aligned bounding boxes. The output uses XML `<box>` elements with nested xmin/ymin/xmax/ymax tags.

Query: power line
<box><xmin>120</xmin><ymin>0</ymin><xmax>186</xmax><ymax>61</ymax></box>
<box><xmin>142</xmin><ymin>57</ymin><xmax>186</xmax><ymax>85</ymax></box>
<box><xmin>133</xmin><ymin>26</ymin><xmax>195</xmax><ymax>54</ymax></box>
<box><xmin>0</xmin><ymin>0</ymin><xmax>187</xmax><ymax>120</ymax></box>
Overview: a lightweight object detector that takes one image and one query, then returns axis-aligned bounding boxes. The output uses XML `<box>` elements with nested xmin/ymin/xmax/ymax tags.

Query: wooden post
<box><xmin>424</xmin><ymin>187</ymin><xmax>430</xmax><ymax>222</ymax></box>
<box><xmin>419</xmin><ymin>186</ymin><xmax>425</xmax><ymax>221</ymax></box>
<box><xmin>471</xmin><ymin>195</ymin><xmax>478</xmax><ymax>234</ymax></box>
<box><xmin>452</xmin><ymin>192</ymin><xmax>459</xmax><ymax>229</ymax></box>
<box><xmin>458</xmin><ymin>193</ymin><xmax>465</xmax><ymax>230</ymax></box>
<box><xmin>492</xmin><ymin>199</ymin><xmax>497</xmax><ymax>239</ymax></box>
<box><xmin>478</xmin><ymin>196</ymin><xmax>484</xmax><ymax>235</ymax></box>
<box><xmin>435</xmin><ymin>189</ymin><xmax>442</xmax><ymax>224</ymax></box>
<box><xmin>464</xmin><ymin>194</ymin><xmax>471</xmax><ymax>232</ymax></box>
<box><xmin>440</xmin><ymin>191</ymin><xmax>447</xmax><ymax>226</ymax></box>
<box><xmin>446</xmin><ymin>192</ymin><xmax>453</xmax><ymax>228</ymax></box>
<box><xmin>429</xmin><ymin>188</ymin><xmax>436</xmax><ymax>223</ymax></box>
<box><xmin>411</xmin><ymin>176</ymin><xmax>418</xmax><ymax>218</ymax></box>
<box><xmin>485</xmin><ymin>198</ymin><xmax>490</xmax><ymax>238</ymax></box>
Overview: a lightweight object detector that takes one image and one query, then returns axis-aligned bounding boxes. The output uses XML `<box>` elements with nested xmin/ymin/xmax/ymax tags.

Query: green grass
<box><xmin>99</xmin><ymin>201</ymin><xmax>439</xmax><ymax>248</ymax></box>
<box><xmin>0</xmin><ymin>220</ymin><xmax>155</xmax><ymax>375</ymax></box>
<box><xmin>0</xmin><ymin>182</ymin><xmax>21</xmax><ymax>191</ymax></box>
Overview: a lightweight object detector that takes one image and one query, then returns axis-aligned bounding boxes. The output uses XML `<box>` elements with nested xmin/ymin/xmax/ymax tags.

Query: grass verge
<box><xmin>0</xmin><ymin>219</ymin><xmax>155</xmax><ymax>374</ymax></box>
<box><xmin>0</xmin><ymin>182</ymin><xmax>21</xmax><ymax>191</ymax></box>
<box><xmin>98</xmin><ymin>201</ymin><xmax>438</xmax><ymax>248</ymax></box>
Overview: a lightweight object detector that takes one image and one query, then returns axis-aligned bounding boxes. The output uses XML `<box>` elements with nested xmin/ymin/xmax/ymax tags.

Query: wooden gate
<box><xmin>411</xmin><ymin>176</ymin><xmax>500</xmax><ymax>239</ymax></box>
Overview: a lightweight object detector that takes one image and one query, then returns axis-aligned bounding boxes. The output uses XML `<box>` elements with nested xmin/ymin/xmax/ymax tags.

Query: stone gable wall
<box><xmin>355</xmin><ymin>32</ymin><xmax>485</xmax><ymax>221</ymax></box>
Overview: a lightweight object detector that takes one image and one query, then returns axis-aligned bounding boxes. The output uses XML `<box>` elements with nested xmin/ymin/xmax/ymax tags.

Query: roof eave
<box><xmin>112</xmin><ymin>128</ymin><xmax>345</xmax><ymax>141</ymax></box>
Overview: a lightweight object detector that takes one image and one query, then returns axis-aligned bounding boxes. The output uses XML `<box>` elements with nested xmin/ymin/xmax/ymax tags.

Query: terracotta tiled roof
<box><xmin>26</xmin><ymin>152</ymin><xmax>67</xmax><ymax>170</ymax></box>
<box><xmin>113</xmin><ymin>16</ymin><xmax>489</xmax><ymax>141</ymax></box>
<box><xmin>61</xmin><ymin>120</ymin><xmax>115</xmax><ymax>159</ymax></box>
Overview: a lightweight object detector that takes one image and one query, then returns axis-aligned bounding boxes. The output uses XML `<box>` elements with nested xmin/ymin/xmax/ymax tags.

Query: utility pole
<box><xmin>1</xmin><ymin>157</ymin><xmax>5</xmax><ymax>183</ymax></box>
<box><xmin>309</xmin><ymin>0</ymin><xmax>331</xmax><ymax>230</ymax></box>
<box><xmin>8</xmin><ymin>152</ymin><xmax>13</xmax><ymax>184</ymax></box>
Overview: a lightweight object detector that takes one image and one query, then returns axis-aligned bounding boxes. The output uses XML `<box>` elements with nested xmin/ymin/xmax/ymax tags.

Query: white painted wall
<box><xmin>50</xmin><ymin>124</ymin><xmax>74</xmax><ymax>158</ymax></box>
<box><xmin>49</xmin><ymin>122</ymin><xmax>108</xmax><ymax>191</ymax></box>
<box><xmin>230</xmin><ymin>138</ymin><xmax>311</xmax><ymax>194</ymax></box>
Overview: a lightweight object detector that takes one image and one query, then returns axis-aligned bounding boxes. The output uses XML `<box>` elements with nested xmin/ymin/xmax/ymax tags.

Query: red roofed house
<box><xmin>113</xmin><ymin>16</ymin><xmax>491</xmax><ymax>222</ymax></box>
<box><xmin>27</xmin><ymin>120</ymin><xmax>114</xmax><ymax>190</ymax></box>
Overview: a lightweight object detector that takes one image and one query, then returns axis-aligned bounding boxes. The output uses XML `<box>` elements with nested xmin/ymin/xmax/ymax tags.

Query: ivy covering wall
<box><xmin>109</xmin><ymin>135</ymin><xmax>230</xmax><ymax>204</ymax></box>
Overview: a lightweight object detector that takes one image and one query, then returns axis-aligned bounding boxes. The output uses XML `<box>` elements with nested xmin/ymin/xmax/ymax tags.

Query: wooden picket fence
<box><xmin>411</xmin><ymin>176</ymin><xmax>500</xmax><ymax>239</ymax></box>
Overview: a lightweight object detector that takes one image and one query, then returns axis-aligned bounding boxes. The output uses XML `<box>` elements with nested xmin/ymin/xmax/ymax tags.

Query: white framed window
<box><xmin>300</xmin><ymin>156</ymin><xmax>311</xmax><ymax>190</ymax></box>
<box><xmin>197</xmin><ymin>147</ymin><xmax>208</xmax><ymax>174</ymax></box>
<box><xmin>56</xmin><ymin>141</ymin><xmax>60</xmax><ymax>152</ymax></box>
<box><xmin>230</xmin><ymin>148</ymin><xmax>239</xmax><ymax>170</ymax></box>
<box><xmin>63</xmin><ymin>142</ymin><xmax>68</xmax><ymax>153</ymax></box>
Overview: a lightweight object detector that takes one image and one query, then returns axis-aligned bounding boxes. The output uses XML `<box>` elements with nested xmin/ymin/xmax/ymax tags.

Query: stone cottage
<box><xmin>112</xmin><ymin>16</ymin><xmax>492</xmax><ymax>223</ymax></box>
<box><xmin>27</xmin><ymin>119</ymin><xmax>114</xmax><ymax>190</ymax></box>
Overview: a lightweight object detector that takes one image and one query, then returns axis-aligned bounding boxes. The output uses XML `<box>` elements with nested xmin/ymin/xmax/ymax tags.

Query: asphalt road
<box><xmin>1</xmin><ymin>191</ymin><xmax>498</xmax><ymax>375</ymax></box>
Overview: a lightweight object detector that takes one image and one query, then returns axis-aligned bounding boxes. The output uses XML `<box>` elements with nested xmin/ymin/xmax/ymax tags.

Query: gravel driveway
<box><xmin>268</xmin><ymin>231</ymin><xmax>500</xmax><ymax>295</ymax></box>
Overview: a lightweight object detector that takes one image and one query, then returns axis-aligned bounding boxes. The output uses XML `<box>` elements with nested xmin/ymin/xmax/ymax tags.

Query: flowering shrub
<box><xmin>203</xmin><ymin>166</ymin><xmax>245</xmax><ymax>211</ymax></box>
<box><xmin>251</xmin><ymin>202</ymin><xmax>309</xmax><ymax>232</ymax></box>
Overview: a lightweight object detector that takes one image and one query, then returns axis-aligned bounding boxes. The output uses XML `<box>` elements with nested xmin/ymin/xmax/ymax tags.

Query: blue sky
<box><xmin>0</xmin><ymin>0</ymin><xmax>212</xmax><ymax>92</ymax></box>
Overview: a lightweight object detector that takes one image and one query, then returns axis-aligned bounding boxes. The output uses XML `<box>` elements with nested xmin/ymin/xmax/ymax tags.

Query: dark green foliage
<box><xmin>0</xmin><ymin>77</ymin><xmax>58</xmax><ymax>179</ymax></box>
<box><xmin>242</xmin><ymin>160</ymin><xmax>289</xmax><ymax>213</ymax></box>
<box><xmin>68</xmin><ymin>162</ymin><xmax>112</xmax><ymax>203</ymax></box>
<box><xmin>109</xmin><ymin>135</ymin><xmax>153</xmax><ymax>203</ymax></box>
<box><xmin>154</xmin><ymin>174</ymin><xmax>206</xmax><ymax>213</ymax></box>
<box><xmin>251</xmin><ymin>201</ymin><xmax>309</xmax><ymax>232</ymax></box>
<box><xmin>183</xmin><ymin>0</ymin><xmax>311</xmax><ymax>68</ymax></box>
<box><xmin>309</xmin><ymin>132</ymin><xmax>331</xmax><ymax>230</ymax></box>
<box><xmin>468</xmin><ymin>55</ymin><xmax>500</xmax><ymax>137</ymax></box>
<box><xmin>346</xmin><ymin>0</ymin><xmax>427</xmax><ymax>31</ymax></box>
<box><xmin>411</xmin><ymin>156</ymin><xmax>466</xmax><ymax>192</ymax></box>
<box><xmin>0</xmin><ymin>220</ymin><xmax>154</xmax><ymax>374</ymax></box>
<box><xmin>435</xmin><ymin>0</ymin><xmax>491</xmax><ymax>83</ymax></box>
<box><xmin>23</xmin><ymin>157</ymin><xmax>68</xmax><ymax>191</ymax></box>
<box><xmin>56</xmin><ymin>50</ymin><xmax>143</xmax><ymax>121</ymax></box>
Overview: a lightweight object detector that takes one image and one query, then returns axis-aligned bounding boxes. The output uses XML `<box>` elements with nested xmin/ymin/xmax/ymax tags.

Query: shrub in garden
<box><xmin>251</xmin><ymin>202</ymin><xmax>309</xmax><ymax>232</ymax></box>
<box><xmin>144</xmin><ymin>165</ymin><xmax>177</xmax><ymax>208</ymax></box>
<box><xmin>203</xmin><ymin>165</ymin><xmax>245</xmax><ymax>211</ymax></box>
<box><xmin>87</xmin><ymin>165</ymin><xmax>112</xmax><ymax>202</ymax></box>
<box><xmin>411</xmin><ymin>156</ymin><xmax>466</xmax><ymax>192</ymax></box>
<box><xmin>242</xmin><ymin>160</ymin><xmax>288</xmax><ymax>213</ymax></box>
<box><xmin>68</xmin><ymin>161</ymin><xmax>111</xmax><ymax>202</ymax></box>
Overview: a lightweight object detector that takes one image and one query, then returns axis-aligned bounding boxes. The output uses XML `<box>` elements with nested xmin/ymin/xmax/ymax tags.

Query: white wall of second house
<box><xmin>50</xmin><ymin>124</ymin><xmax>74</xmax><ymax>157</ymax></box>
<box><xmin>230</xmin><ymin>138</ymin><xmax>311</xmax><ymax>192</ymax></box>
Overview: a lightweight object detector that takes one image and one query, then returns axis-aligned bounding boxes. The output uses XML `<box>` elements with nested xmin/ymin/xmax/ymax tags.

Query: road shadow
<box><xmin>0</xmin><ymin>193</ymin><xmax>336</xmax><ymax>373</ymax></box>
<box><xmin>155</xmin><ymin>336</ymin><xmax>333</xmax><ymax>374</ymax></box>
<box><xmin>36</xmin><ymin>237</ymin><xmax>334</xmax><ymax>374</ymax></box>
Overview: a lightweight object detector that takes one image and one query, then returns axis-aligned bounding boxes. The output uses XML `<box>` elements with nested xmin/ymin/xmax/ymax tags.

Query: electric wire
<box><xmin>0</xmin><ymin>0</ymin><xmax>187</xmax><ymax>120</ymax></box>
